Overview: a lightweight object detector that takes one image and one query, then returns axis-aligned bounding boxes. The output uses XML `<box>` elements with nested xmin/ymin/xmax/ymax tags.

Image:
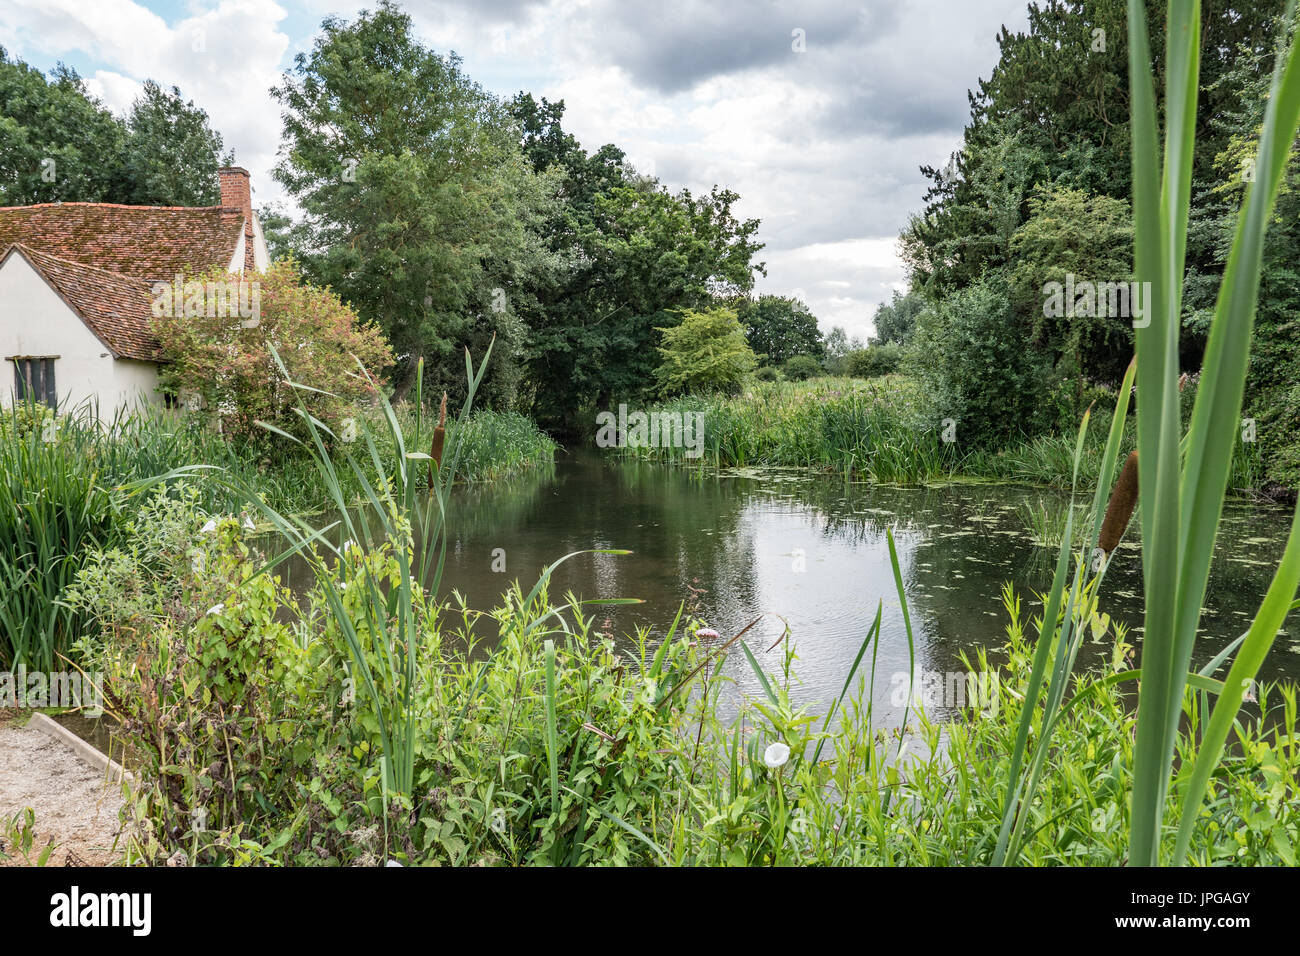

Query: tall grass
<box><xmin>0</xmin><ymin>403</ymin><xmax>118</xmax><ymax>671</ymax></box>
<box><xmin>0</xmin><ymin>391</ymin><xmax>556</xmax><ymax>671</ymax></box>
<box><xmin>614</xmin><ymin>376</ymin><xmax>955</xmax><ymax>483</ymax></box>
<box><xmin>992</xmin><ymin>0</ymin><xmax>1300</xmax><ymax>866</ymax></box>
<box><xmin>1126</xmin><ymin>0</ymin><xmax>1300</xmax><ymax>865</ymax></box>
<box><xmin>232</xmin><ymin>347</ymin><xmax>596</xmax><ymax>799</ymax></box>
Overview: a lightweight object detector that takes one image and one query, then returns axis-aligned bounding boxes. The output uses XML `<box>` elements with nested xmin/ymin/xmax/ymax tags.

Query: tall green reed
<box><xmin>994</xmin><ymin>0</ymin><xmax>1300</xmax><ymax>865</ymax></box>
<box><xmin>1128</xmin><ymin>0</ymin><xmax>1300</xmax><ymax>865</ymax></box>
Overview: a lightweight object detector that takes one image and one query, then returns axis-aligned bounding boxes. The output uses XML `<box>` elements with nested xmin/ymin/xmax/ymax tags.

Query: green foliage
<box><xmin>0</xmin><ymin>808</ymin><xmax>57</xmax><ymax>866</ymax></box>
<box><xmin>820</xmin><ymin>326</ymin><xmax>863</xmax><ymax>375</ymax></box>
<box><xmin>0</xmin><ymin>49</ymin><xmax>229</xmax><ymax>206</ymax></box>
<box><xmin>654</xmin><ymin>307</ymin><xmax>757</xmax><ymax>396</ymax></box>
<box><xmin>908</xmin><ymin>277</ymin><xmax>1053</xmax><ymax>448</ymax></box>
<box><xmin>118</xmin><ymin>81</ymin><xmax>234</xmax><ymax>206</ymax></box>
<box><xmin>1008</xmin><ymin>184</ymin><xmax>1135</xmax><ymax>389</ymax></box>
<box><xmin>896</xmin><ymin>1</ymin><xmax>1298</xmax><ymax>492</ymax></box>
<box><xmin>0</xmin><ymin>402</ymin><xmax>120</xmax><ymax>671</ymax></box>
<box><xmin>845</xmin><ymin>343</ymin><xmax>904</xmax><ymax>378</ymax></box>
<box><xmin>781</xmin><ymin>354</ymin><xmax>823</xmax><ymax>381</ymax></box>
<box><xmin>738</xmin><ymin>294</ymin><xmax>823</xmax><ymax>366</ymax></box>
<box><xmin>152</xmin><ymin>260</ymin><xmax>393</xmax><ymax>445</ymax></box>
<box><xmin>870</xmin><ymin>290</ymin><xmax>924</xmax><ymax>346</ymax></box>
<box><xmin>510</xmin><ymin>92</ymin><xmax>766</xmax><ymax>427</ymax></box>
<box><xmin>271</xmin><ymin>1</ymin><xmax>556</xmax><ymax>406</ymax></box>
<box><xmin>610</xmin><ymin>377</ymin><xmax>953</xmax><ymax>483</ymax></box>
<box><xmin>71</xmin><ymin>484</ymin><xmax>1300</xmax><ymax>865</ymax></box>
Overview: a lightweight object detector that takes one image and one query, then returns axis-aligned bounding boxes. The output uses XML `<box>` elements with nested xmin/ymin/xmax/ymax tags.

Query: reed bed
<box><xmin>615</xmin><ymin>376</ymin><xmax>955</xmax><ymax>483</ymax></box>
<box><xmin>0</xmin><ymin>395</ymin><xmax>555</xmax><ymax>671</ymax></box>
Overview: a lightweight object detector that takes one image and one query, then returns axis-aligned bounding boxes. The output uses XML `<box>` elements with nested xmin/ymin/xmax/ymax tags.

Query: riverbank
<box><xmin>606</xmin><ymin>375</ymin><xmax>1281</xmax><ymax>498</ymax></box>
<box><xmin>1</xmin><ymin>384</ymin><xmax>1288</xmax><ymax>868</ymax></box>
<box><xmin>0</xmin><ymin>400</ymin><xmax>557</xmax><ymax>673</ymax></box>
<box><xmin>31</xmin><ymin>497</ymin><xmax>1300</xmax><ymax>865</ymax></box>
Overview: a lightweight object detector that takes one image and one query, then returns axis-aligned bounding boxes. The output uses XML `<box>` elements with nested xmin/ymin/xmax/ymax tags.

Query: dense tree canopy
<box><xmin>271</xmin><ymin>1</ymin><xmax>556</xmax><ymax>406</ymax></box>
<box><xmin>897</xmin><ymin>0</ymin><xmax>1295</xmax><ymax>450</ymax></box>
<box><xmin>0</xmin><ymin>50</ymin><xmax>230</xmax><ymax>206</ymax></box>
<box><xmin>509</xmin><ymin>91</ymin><xmax>765</xmax><ymax>428</ymax></box>
<box><xmin>738</xmin><ymin>295</ymin><xmax>823</xmax><ymax>366</ymax></box>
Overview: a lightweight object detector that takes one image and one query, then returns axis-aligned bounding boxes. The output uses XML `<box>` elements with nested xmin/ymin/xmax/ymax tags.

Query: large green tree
<box><xmin>898</xmin><ymin>1</ymin><xmax>1287</xmax><ymax>449</ymax></box>
<box><xmin>509</xmin><ymin>92</ymin><xmax>765</xmax><ymax>428</ymax></box>
<box><xmin>272</xmin><ymin>1</ymin><xmax>557</xmax><ymax>405</ymax></box>
<box><xmin>1007</xmin><ymin>183</ymin><xmax>1134</xmax><ymax>389</ymax></box>
<box><xmin>870</xmin><ymin>290</ymin><xmax>925</xmax><ymax>346</ymax></box>
<box><xmin>0</xmin><ymin>49</ymin><xmax>229</xmax><ymax>206</ymax></box>
<box><xmin>120</xmin><ymin>81</ymin><xmax>232</xmax><ymax>206</ymax></box>
<box><xmin>738</xmin><ymin>294</ymin><xmax>823</xmax><ymax>366</ymax></box>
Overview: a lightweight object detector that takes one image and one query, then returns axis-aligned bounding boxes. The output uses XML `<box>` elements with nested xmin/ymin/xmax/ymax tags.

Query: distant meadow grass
<box><xmin>612</xmin><ymin>376</ymin><xmax>955</xmax><ymax>483</ymax></box>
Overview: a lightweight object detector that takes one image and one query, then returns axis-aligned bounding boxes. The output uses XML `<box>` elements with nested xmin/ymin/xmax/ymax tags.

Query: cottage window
<box><xmin>9</xmin><ymin>356</ymin><xmax>58</xmax><ymax>407</ymax></box>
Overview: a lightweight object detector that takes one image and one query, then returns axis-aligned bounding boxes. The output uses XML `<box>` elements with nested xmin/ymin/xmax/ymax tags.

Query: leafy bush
<box><xmin>781</xmin><ymin>355</ymin><xmax>822</xmax><ymax>381</ymax></box>
<box><xmin>845</xmin><ymin>343</ymin><xmax>904</xmax><ymax>378</ymax></box>
<box><xmin>908</xmin><ymin>276</ymin><xmax>1054</xmax><ymax>449</ymax></box>
<box><xmin>153</xmin><ymin>259</ymin><xmax>393</xmax><ymax>444</ymax></box>
<box><xmin>654</xmin><ymin>307</ymin><xmax>757</xmax><ymax>396</ymax></box>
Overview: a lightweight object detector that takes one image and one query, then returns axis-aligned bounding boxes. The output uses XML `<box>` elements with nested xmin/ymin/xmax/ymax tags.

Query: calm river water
<box><xmin>275</xmin><ymin>450</ymin><xmax>1300</xmax><ymax>727</ymax></box>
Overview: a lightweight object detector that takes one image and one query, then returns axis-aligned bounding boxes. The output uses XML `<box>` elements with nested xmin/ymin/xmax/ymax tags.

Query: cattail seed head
<box><xmin>1099</xmin><ymin>450</ymin><xmax>1139</xmax><ymax>554</ymax></box>
<box><xmin>428</xmin><ymin>392</ymin><xmax>448</xmax><ymax>488</ymax></box>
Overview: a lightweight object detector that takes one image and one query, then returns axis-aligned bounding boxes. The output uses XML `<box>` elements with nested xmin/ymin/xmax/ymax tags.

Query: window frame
<box><xmin>8</xmin><ymin>355</ymin><xmax>59</xmax><ymax>408</ymax></box>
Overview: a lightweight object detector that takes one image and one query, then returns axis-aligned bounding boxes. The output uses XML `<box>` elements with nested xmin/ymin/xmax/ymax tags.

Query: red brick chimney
<box><xmin>218</xmin><ymin>166</ymin><xmax>257</xmax><ymax>273</ymax></box>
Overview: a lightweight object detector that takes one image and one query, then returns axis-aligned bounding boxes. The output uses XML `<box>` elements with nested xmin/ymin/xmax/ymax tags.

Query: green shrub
<box><xmin>654</xmin><ymin>307</ymin><xmax>757</xmax><ymax>396</ymax></box>
<box><xmin>845</xmin><ymin>343</ymin><xmax>904</xmax><ymax>378</ymax></box>
<box><xmin>908</xmin><ymin>276</ymin><xmax>1054</xmax><ymax>449</ymax></box>
<box><xmin>781</xmin><ymin>354</ymin><xmax>823</xmax><ymax>381</ymax></box>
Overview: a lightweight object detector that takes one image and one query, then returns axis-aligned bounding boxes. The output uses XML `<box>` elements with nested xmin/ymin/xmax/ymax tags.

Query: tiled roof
<box><xmin>0</xmin><ymin>203</ymin><xmax>244</xmax><ymax>280</ymax></box>
<box><xmin>3</xmin><ymin>243</ymin><xmax>164</xmax><ymax>362</ymax></box>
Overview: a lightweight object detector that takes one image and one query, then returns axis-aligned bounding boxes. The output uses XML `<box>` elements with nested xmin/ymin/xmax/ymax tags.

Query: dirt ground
<box><xmin>0</xmin><ymin>711</ymin><xmax>125</xmax><ymax>866</ymax></box>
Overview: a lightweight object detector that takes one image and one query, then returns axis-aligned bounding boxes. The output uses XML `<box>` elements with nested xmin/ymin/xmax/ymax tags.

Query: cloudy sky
<box><xmin>0</xmin><ymin>0</ymin><xmax>1029</xmax><ymax>341</ymax></box>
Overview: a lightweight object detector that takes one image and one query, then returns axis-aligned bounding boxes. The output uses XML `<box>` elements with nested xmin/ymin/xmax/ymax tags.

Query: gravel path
<box><xmin>0</xmin><ymin>715</ymin><xmax>125</xmax><ymax>866</ymax></box>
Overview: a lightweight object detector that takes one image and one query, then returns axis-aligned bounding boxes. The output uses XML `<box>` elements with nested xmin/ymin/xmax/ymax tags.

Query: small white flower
<box><xmin>764</xmin><ymin>742</ymin><xmax>791</xmax><ymax>769</ymax></box>
<box><xmin>200</xmin><ymin>518</ymin><xmax>218</xmax><ymax>534</ymax></box>
<box><xmin>207</xmin><ymin>603</ymin><xmax>224</xmax><ymax>616</ymax></box>
<box><xmin>242</xmin><ymin>515</ymin><xmax>256</xmax><ymax>532</ymax></box>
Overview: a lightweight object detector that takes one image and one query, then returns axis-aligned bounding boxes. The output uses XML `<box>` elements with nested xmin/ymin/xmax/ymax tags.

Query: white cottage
<box><xmin>0</xmin><ymin>167</ymin><xmax>269</xmax><ymax>414</ymax></box>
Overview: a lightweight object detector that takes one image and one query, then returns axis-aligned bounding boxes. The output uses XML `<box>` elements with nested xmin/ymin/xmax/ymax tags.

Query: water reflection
<box><xmin>272</xmin><ymin>451</ymin><xmax>1300</xmax><ymax>728</ymax></box>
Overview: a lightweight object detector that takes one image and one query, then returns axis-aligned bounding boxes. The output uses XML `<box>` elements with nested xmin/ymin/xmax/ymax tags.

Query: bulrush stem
<box><xmin>428</xmin><ymin>392</ymin><xmax>447</xmax><ymax>488</ymax></box>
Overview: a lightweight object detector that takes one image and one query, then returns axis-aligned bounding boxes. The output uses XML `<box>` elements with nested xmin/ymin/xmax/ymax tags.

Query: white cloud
<box><xmin>0</xmin><ymin>0</ymin><xmax>291</xmax><ymax>208</ymax></box>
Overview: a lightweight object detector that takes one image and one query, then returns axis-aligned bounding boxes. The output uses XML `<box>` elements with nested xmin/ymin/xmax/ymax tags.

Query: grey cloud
<box><xmin>408</xmin><ymin>0</ymin><xmax>547</xmax><ymax>23</ymax></box>
<box><xmin>592</xmin><ymin>0</ymin><xmax>900</xmax><ymax>94</ymax></box>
